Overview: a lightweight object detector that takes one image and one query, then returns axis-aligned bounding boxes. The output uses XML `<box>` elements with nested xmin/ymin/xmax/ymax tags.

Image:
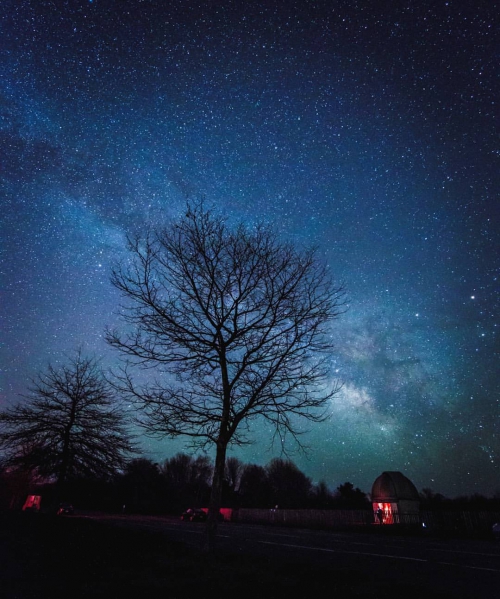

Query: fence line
<box><xmin>420</xmin><ymin>509</ymin><xmax>500</xmax><ymax>534</ymax></box>
<box><xmin>233</xmin><ymin>508</ymin><xmax>372</xmax><ymax>528</ymax></box>
<box><xmin>231</xmin><ymin>507</ymin><xmax>500</xmax><ymax>535</ymax></box>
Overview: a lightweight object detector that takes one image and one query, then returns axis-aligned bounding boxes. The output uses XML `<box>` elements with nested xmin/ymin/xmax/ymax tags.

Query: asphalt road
<box><xmin>83</xmin><ymin>513</ymin><xmax>500</xmax><ymax>598</ymax></box>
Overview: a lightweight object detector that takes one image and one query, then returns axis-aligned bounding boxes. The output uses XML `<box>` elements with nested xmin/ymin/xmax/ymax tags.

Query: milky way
<box><xmin>1</xmin><ymin>0</ymin><xmax>498</xmax><ymax>497</ymax></box>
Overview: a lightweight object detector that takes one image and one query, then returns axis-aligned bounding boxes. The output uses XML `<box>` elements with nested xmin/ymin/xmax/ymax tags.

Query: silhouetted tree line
<box><xmin>419</xmin><ymin>487</ymin><xmax>500</xmax><ymax>511</ymax></box>
<box><xmin>118</xmin><ymin>455</ymin><xmax>371</xmax><ymax>513</ymax></box>
<box><xmin>3</xmin><ymin>456</ymin><xmax>500</xmax><ymax>515</ymax></box>
<box><xmin>0</xmin><ymin>453</ymin><xmax>373</xmax><ymax>514</ymax></box>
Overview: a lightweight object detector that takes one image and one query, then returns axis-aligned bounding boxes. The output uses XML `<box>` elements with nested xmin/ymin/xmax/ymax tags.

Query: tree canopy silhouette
<box><xmin>107</xmin><ymin>201</ymin><xmax>344</xmax><ymax>548</ymax></box>
<box><xmin>266</xmin><ymin>458</ymin><xmax>312</xmax><ymax>508</ymax></box>
<box><xmin>0</xmin><ymin>350</ymin><xmax>135</xmax><ymax>494</ymax></box>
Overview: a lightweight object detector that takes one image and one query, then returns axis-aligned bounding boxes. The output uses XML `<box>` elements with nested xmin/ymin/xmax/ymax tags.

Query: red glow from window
<box><xmin>373</xmin><ymin>502</ymin><xmax>395</xmax><ymax>524</ymax></box>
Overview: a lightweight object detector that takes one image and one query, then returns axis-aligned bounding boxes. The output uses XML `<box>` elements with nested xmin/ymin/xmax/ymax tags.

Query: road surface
<box><xmin>84</xmin><ymin>513</ymin><xmax>500</xmax><ymax>597</ymax></box>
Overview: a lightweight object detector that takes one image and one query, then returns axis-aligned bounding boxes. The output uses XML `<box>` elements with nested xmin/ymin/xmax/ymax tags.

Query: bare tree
<box><xmin>311</xmin><ymin>480</ymin><xmax>335</xmax><ymax>509</ymax></box>
<box><xmin>333</xmin><ymin>482</ymin><xmax>369</xmax><ymax>508</ymax></box>
<box><xmin>161</xmin><ymin>452</ymin><xmax>212</xmax><ymax>511</ymax></box>
<box><xmin>238</xmin><ymin>463</ymin><xmax>271</xmax><ymax>507</ymax></box>
<box><xmin>266</xmin><ymin>458</ymin><xmax>312</xmax><ymax>508</ymax></box>
<box><xmin>0</xmin><ymin>349</ymin><xmax>135</xmax><ymax>499</ymax></box>
<box><xmin>224</xmin><ymin>456</ymin><xmax>244</xmax><ymax>492</ymax></box>
<box><xmin>106</xmin><ymin>201</ymin><xmax>344</xmax><ymax>548</ymax></box>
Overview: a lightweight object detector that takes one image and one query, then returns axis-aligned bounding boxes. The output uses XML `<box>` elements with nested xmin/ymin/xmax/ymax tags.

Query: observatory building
<box><xmin>371</xmin><ymin>471</ymin><xmax>420</xmax><ymax>524</ymax></box>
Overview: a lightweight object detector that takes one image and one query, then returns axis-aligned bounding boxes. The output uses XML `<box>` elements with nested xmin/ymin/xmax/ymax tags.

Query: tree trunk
<box><xmin>203</xmin><ymin>441</ymin><xmax>227</xmax><ymax>552</ymax></box>
<box><xmin>55</xmin><ymin>424</ymin><xmax>72</xmax><ymax>511</ymax></box>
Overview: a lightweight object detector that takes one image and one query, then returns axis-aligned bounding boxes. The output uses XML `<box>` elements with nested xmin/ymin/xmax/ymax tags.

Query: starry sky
<box><xmin>1</xmin><ymin>0</ymin><xmax>499</xmax><ymax>498</ymax></box>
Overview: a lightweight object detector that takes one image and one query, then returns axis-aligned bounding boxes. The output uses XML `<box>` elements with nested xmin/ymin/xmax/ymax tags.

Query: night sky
<box><xmin>2</xmin><ymin>0</ymin><xmax>499</xmax><ymax>498</ymax></box>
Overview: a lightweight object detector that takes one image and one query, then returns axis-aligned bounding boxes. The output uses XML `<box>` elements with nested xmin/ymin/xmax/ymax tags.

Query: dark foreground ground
<box><xmin>0</xmin><ymin>511</ymin><xmax>493</xmax><ymax>599</ymax></box>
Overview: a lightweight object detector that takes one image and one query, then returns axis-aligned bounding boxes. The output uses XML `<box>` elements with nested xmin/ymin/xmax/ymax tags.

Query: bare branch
<box><xmin>107</xmin><ymin>199</ymin><xmax>345</xmax><ymax>543</ymax></box>
<box><xmin>0</xmin><ymin>349</ymin><xmax>137</xmax><ymax>485</ymax></box>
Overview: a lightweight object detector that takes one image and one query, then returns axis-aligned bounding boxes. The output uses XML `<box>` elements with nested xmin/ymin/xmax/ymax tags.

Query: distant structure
<box><xmin>371</xmin><ymin>471</ymin><xmax>420</xmax><ymax>524</ymax></box>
